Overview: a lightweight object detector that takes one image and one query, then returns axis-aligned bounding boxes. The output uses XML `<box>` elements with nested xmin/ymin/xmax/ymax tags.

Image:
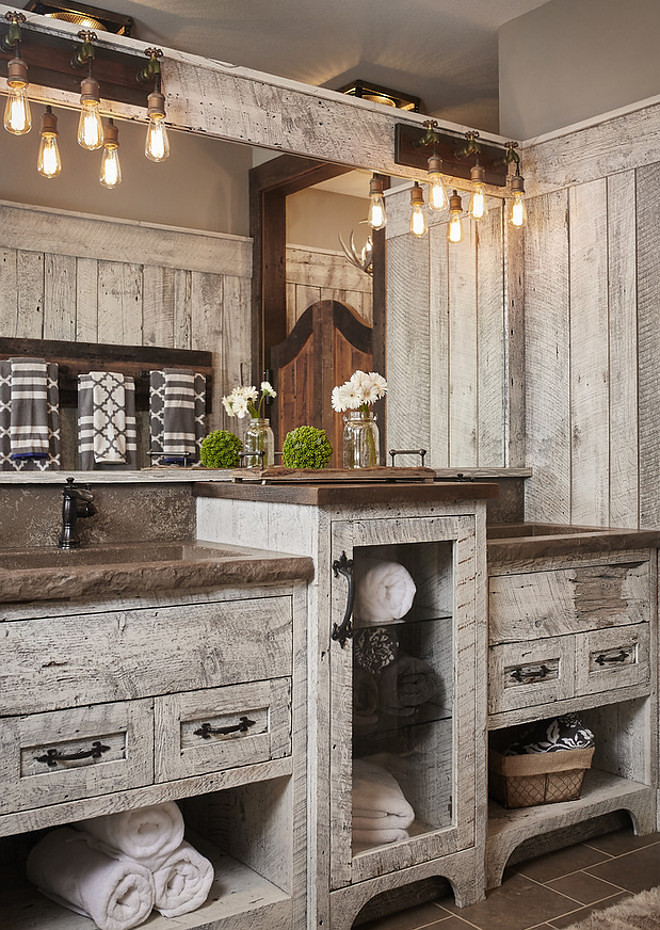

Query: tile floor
<box><xmin>360</xmin><ymin>828</ymin><xmax>660</xmax><ymax>930</ymax></box>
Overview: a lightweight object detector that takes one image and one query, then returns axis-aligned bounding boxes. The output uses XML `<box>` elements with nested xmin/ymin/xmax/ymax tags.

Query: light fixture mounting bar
<box><xmin>395</xmin><ymin>123</ymin><xmax>510</xmax><ymax>188</ymax></box>
<box><xmin>0</xmin><ymin>17</ymin><xmax>146</xmax><ymax>107</ymax></box>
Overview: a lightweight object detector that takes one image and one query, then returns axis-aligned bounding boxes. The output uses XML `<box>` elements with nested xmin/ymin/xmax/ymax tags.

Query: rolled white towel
<box><xmin>26</xmin><ymin>827</ymin><xmax>154</xmax><ymax>930</ymax></box>
<box><xmin>78</xmin><ymin>802</ymin><xmax>185</xmax><ymax>870</ymax></box>
<box><xmin>153</xmin><ymin>840</ymin><xmax>214</xmax><ymax>917</ymax></box>
<box><xmin>354</xmin><ymin>559</ymin><xmax>416</xmax><ymax>626</ymax></box>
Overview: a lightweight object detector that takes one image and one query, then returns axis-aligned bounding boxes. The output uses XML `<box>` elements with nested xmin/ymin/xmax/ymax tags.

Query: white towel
<box><xmin>354</xmin><ymin>558</ymin><xmax>416</xmax><ymax>626</ymax></box>
<box><xmin>26</xmin><ymin>827</ymin><xmax>154</xmax><ymax>930</ymax></box>
<box><xmin>153</xmin><ymin>840</ymin><xmax>214</xmax><ymax>917</ymax></box>
<box><xmin>353</xmin><ymin>826</ymin><xmax>410</xmax><ymax>845</ymax></box>
<box><xmin>353</xmin><ymin>759</ymin><xmax>415</xmax><ymax>827</ymax></box>
<box><xmin>79</xmin><ymin>802</ymin><xmax>185</xmax><ymax>870</ymax></box>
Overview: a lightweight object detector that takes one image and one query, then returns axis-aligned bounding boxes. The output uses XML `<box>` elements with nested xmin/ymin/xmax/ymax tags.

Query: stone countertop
<box><xmin>0</xmin><ymin>541</ymin><xmax>314</xmax><ymax>605</ymax></box>
<box><xmin>487</xmin><ymin>523</ymin><xmax>660</xmax><ymax>564</ymax></box>
<box><xmin>193</xmin><ymin>480</ymin><xmax>500</xmax><ymax>507</ymax></box>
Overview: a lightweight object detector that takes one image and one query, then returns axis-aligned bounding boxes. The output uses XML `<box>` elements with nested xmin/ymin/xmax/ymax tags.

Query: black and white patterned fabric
<box><xmin>149</xmin><ymin>369</ymin><xmax>206</xmax><ymax>464</ymax></box>
<box><xmin>0</xmin><ymin>359</ymin><xmax>60</xmax><ymax>471</ymax></box>
<box><xmin>502</xmin><ymin>714</ymin><xmax>595</xmax><ymax>756</ymax></box>
<box><xmin>78</xmin><ymin>372</ymin><xmax>137</xmax><ymax>470</ymax></box>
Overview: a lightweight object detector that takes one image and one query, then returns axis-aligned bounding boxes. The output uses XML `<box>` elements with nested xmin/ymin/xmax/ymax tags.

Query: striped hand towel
<box><xmin>9</xmin><ymin>357</ymin><xmax>50</xmax><ymax>457</ymax></box>
<box><xmin>78</xmin><ymin>372</ymin><xmax>137</xmax><ymax>469</ymax></box>
<box><xmin>0</xmin><ymin>360</ymin><xmax>61</xmax><ymax>471</ymax></box>
<box><xmin>150</xmin><ymin>369</ymin><xmax>206</xmax><ymax>464</ymax></box>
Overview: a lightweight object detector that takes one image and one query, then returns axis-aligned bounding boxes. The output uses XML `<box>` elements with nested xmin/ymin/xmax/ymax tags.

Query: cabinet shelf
<box><xmin>1</xmin><ymin>845</ymin><xmax>291</xmax><ymax>930</ymax></box>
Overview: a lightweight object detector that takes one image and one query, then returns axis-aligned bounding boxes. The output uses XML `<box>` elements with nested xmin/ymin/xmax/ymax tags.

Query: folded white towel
<box><xmin>354</xmin><ymin>559</ymin><xmax>416</xmax><ymax>626</ymax></box>
<box><xmin>153</xmin><ymin>840</ymin><xmax>214</xmax><ymax>917</ymax></box>
<box><xmin>26</xmin><ymin>827</ymin><xmax>154</xmax><ymax>930</ymax></box>
<box><xmin>353</xmin><ymin>812</ymin><xmax>414</xmax><ymax>832</ymax></box>
<box><xmin>79</xmin><ymin>802</ymin><xmax>185</xmax><ymax>870</ymax></box>
<box><xmin>353</xmin><ymin>827</ymin><xmax>410</xmax><ymax>845</ymax></box>
<box><xmin>352</xmin><ymin>759</ymin><xmax>415</xmax><ymax>826</ymax></box>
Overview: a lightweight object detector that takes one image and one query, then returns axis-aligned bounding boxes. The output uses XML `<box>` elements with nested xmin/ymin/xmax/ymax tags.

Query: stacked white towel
<box><xmin>27</xmin><ymin>803</ymin><xmax>214</xmax><ymax>927</ymax></box>
<box><xmin>354</xmin><ymin>559</ymin><xmax>416</xmax><ymax>626</ymax></box>
<box><xmin>353</xmin><ymin>758</ymin><xmax>415</xmax><ymax>847</ymax></box>
<box><xmin>26</xmin><ymin>827</ymin><xmax>155</xmax><ymax>930</ymax></box>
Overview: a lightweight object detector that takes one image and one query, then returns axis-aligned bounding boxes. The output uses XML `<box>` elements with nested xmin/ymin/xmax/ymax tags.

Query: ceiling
<box><xmin>35</xmin><ymin>0</ymin><xmax>553</xmax><ymax>133</ymax></box>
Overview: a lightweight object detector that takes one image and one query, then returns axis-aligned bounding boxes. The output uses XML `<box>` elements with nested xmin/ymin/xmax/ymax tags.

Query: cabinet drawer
<box><xmin>0</xmin><ymin>700</ymin><xmax>153</xmax><ymax>814</ymax></box>
<box><xmin>2</xmin><ymin>596</ymin><xmax>293</xmax><ymax>715</ymax></box>
<box><xmin>488</xmin><ymin>636</ymin><xmax>574</xmax><ymax>714</ymax></box>
<box><xmin>576</xmin><ymin>624</ymin><xmax>650</xmax><ymax>696</ymax></box>
<box><xmin>154</xmin><ymin>679</ymin><xmax>291</xmax><ymax>782</ymax></box>
<box><xmin>489</xmin><ymin>560</ymin><xmax>650</xmax><ymax>644</ymax></box>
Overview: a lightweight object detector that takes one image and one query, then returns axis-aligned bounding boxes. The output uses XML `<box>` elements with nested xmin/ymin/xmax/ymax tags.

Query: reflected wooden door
<box><xmin>270</xmin><ymin>300</ymin><xmax>372</xmax><ymax>465</ymax></box>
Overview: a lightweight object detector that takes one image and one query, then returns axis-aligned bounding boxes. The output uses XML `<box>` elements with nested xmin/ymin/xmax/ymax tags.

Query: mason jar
<box><xmin>243</xmin><ymin>417</ymin><xmax>275</xmax><ymax>467</ymax></box>
<box><xmin>342</xmin><ymin>410</ymin><xmax>380</xmax><ymax>468</ymax></box>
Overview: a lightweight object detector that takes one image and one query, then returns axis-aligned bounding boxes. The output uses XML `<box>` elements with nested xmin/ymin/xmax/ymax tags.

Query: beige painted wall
<box><xmin>0</xmin><ymin>105</ymin><xmax>253</xmax><ymax>235</ymax></box>
<box><xmin>499</xmin><ymin>0</ymin><xmax>660</xmax><ymax>139</ymax></box>
<box><xmin>286</xmin><ymin>188</ymin><xmax>370</xmax><ymax>252</ymax></box>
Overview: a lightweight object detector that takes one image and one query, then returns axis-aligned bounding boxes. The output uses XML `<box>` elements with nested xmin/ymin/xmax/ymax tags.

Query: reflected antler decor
<box><xmin>338</xmin><ymin>229</ymin><xmax>373</xmax><ymax>275</ymax></box>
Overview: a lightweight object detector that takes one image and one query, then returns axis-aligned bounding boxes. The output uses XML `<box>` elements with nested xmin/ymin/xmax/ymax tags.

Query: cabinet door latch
<box><xmin>331</xmin><ymin>551</ymin><xmax>354</xmax><ymax>648</ymax></box>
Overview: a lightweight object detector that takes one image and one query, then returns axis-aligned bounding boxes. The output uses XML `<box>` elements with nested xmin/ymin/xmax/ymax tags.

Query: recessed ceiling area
<box><xmin>22</xmin><ymin>0</ymin><xmax>553</xmax><ymax>132</ymax></box>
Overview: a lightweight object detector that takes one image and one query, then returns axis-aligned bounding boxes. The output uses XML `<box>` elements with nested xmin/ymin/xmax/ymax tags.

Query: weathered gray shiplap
<box><xmin>385</xmin><ymin>188</ymin><xmax>510</xmax><ymax>467</ymax></box>
<box><xmin>0</xmin><ymin>203</ymin><xmax>253</xmax><ymax>431</ymax></box>
<box><xmin>524</xmin><ymin>100</ymin><xmax>660</xmax><ymax>530</ymax></box>
<box><xmin>286</xmin><ymin>245</ymin><xmax>372</xmax><ymax>331</ymax></box>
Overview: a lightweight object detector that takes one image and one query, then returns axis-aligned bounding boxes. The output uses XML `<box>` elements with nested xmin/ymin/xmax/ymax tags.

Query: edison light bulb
<box><xmin>447</xmin><ymin>190</ymin><xmax>464</xmax><ymax>244</ymax></box>
<box><xmin>37</xmin><ymin>107</ymin><xmax>61</xmax><ymax>178</ymax></box>
<box><xmin>367</xmin><ymin>175</ymin><xmax>386</xmax><ymax>230</ymax></box>
<box><xmin>508</xmin><ymin>175</ymin><xmax>527</xmax><ymax>228</ymax></box>
<box><xmin>4</xmin><ymin>83</ymin><xmax>31</xmax><ymax>135</ymax></box>
<box><xmin>99</xmin><ymin>120</ymin><xmax>122</xmax><ymax>188</ymax></box>
<box><xmin>78</xmin><ymin>101</ymin><xmax>103</xmax><ymax>150</ymax></box>
<box><xmin>409</xmin><ymin>182</ymin><xmax>427</xmax><ymax>238</ymax></box>
<box><xmin>468</xmin><ymin>163</ymin><xmax>488</xmax><ymax>221</ymax></box>
<box><xmin>427</xmin><ymin>154</ymin><xmax>448</xmax><ymax>211</ymax></box>
<box><xmin>145</xmin><ymin>115</ymin><xmax>170</xmax><ymax>161</ymax></box>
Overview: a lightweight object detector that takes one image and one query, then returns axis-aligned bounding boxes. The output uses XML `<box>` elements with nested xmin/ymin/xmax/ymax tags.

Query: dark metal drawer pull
<box><xmin>595</xmin><ymin>649</ymin><xmax>630</xmax><ymax>666</ymax></box>
<box><xmin>35</xmin><ymin>740</ymin><xmax>110</xmax><ymax>767</ymax></box>
<box><xmin>194</xmin><ymin>716</ymin><xmax>255</xmax><ymax>739</ymax></box>
<box><xmin>510</xmin><ymin>664</ymin><xmax>551</xmax><ymax>683</ymax></box>
<box><xmin>331</xmin><ymin>551</ymin><xmax>354</xmax><ymax>648</ymax></box>
<box><xmin>389</xmin><ymin>448</ymin><xmax>427</xmax><ymax>466</ymax></box>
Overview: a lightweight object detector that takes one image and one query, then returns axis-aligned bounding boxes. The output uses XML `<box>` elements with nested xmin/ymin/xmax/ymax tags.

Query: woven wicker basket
<box><xmin>489</xmin><ymin>747</ymin><xmax>594</xmax><ymax>809</ymax></box>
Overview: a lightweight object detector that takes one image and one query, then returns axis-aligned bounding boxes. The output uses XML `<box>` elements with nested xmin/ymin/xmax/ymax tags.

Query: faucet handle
<box><xmin>63</xmin><ymin>477</ymin><xmax>94</xmax><ymax>501</ymax></box>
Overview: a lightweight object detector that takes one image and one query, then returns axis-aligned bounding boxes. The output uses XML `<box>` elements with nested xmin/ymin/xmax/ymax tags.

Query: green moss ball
<box><xmin>282</xmin><ymin>426</ymin><xmax>333</xmax><ymax>469</ymax></box>
<box><xmin>200</xmin><ymin>430</ymin><xmax>242</xmax><ymax>468</ymax></box>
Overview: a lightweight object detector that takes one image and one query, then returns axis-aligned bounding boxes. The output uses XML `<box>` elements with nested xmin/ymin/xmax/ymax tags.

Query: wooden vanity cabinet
<box><xmin>0</xmin><ymin>580</ymin><xmax>308</xmax><ymax>930</ymax></box>
<box><xmin>485</xmin><ymin>547</ymin><xmax>659</xmax><ymax>889</ymax></box>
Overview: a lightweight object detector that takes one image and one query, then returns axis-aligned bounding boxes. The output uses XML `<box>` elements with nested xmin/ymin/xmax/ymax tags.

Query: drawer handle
<box><xmin>194</xmin><ymin>716</ymin><xmax>256</xmax><ymax>739</ymax></box>
<box><xmin>35</xmin><ymin>740</ymin><xmax>110</xmax><ymax>768</ymax></box>
<box><xmin>595</xmin><ymin>649</ymin><xmax>630</xmax><ymax>666</ymax></box>
<box><xmin>510</xmin><ymin>664</ymin><xmax>551</xmax><ymax>683</ymax></box>
<box><xmin>331</xmin><ymin>551</ymin><xmax>354</xmax><ymax>648</ymax></box>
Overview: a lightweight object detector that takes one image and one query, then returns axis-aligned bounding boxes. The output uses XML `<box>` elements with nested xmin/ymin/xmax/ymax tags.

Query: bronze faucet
<box><xmin>58</xmin><ymin>477</ymin><xmax>97</xmax><ymax>549</ymax></box>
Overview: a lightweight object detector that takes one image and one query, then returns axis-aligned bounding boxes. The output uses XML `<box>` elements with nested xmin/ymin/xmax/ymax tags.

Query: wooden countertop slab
<box><xmin>193</xmin><ymin>480</ymin><xmax>499</xmax><ymax>506</ymax></box>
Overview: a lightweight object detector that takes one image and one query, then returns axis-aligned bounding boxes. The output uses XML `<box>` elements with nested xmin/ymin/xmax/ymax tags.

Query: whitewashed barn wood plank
<box><xmin>637</xmin><ymin>162</ymin><xmax>660</xmax><ymax>528</ymax></box>
<box><xmin>173</xmin><ymin>268</ymin><xmax>193</xmax><ymax>350</ymax></box>
<box><xmin>477</xmin><ymin>207</ymin><xmax>505</xmax><ymax>466</ymax></box>
<box><xmin>320</xmin><ymin>287</ymin><xmax>371</xmax><ymax>324</ymax></box>
<box><xmin>75</xmin><ymin>257</ymin><xmax>98</xmax><ymax>342</ymax></box>
<box><xmin>290</xmin><ymin>284</ymin><xmax>321</xmax><ymax>331</ymax></box>
<box><xmin>222</xmin><ymin>275</ymin><xmax>252</xmax><ymax>428</ymax></box>
<box><xmin>523</xmin><ymin>98</ymin><xmax>660</xmax><ymax>197</ymax></box>
<box><xmin>191</xmin><ymin>271</ymin><xmax>223</xmax><ymax>354</ymax></box>
<box><xmin>0</xmin><ymin>248</ymin><xmax>18</xmax><ymax>337</ymax></box>
<box><xmin>429</xmin><ymin>222</ymin><xmax>450</xmax><ymax>466</ymax></box>
<box><xmin>608</xmin><ymin>171</ymin><xmax>639</xmax><ymax>528</ymax></box>
<box><xmin>43</xmin><ymin>253</ymin><xmax>76</xmax><ymax>341</ymax></box>
<box><xmin>15</xmin><ymin>250</ymin><xmax>44</xmax><ymax>339</ymax></box>
<box><xmin>386</xmin><ymin>232</ymin><xmax>431</xmax><ymax>454</ymax></box>
<box><xmin>142</xmin><ymin>264</ymin><xmax>175</xmax><ymax>347</ymax></box>
<box><xmin>503</xmin><ymin>214</ymin><xmax>525</xmax><ymax>467</ymax></box>
<box><xmin>524</xmin><ymin>189</ymin><xmax>571</xmax><ymax>522</ymax></box>
<box><xmin>287</xmin><ymin>247</ymin><xmax>371</xmax><ymax>293</ymax></box>
<box><xmin>97</xmin><ymin>260</ymin><xmax>143</xmax><ymax>346</ymax></box>
<box><xmin>569</xmin><ymin>180</ymin><xmax>610</xmax><ymax>526</ymax></box>
<box><xmin>0</xmin><ymin>200</ymin><xmax>252</xmax><ymax>276</ymax></box>
<box><xmin>448</xmin><ymin>221</ymin><xmax>478</xmax><ymax>466</ymax></box>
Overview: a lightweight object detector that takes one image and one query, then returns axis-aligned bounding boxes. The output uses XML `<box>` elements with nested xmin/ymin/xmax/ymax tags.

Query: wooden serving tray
<box><xmin>227</xmin><ymin>466</ymin><xmax>437</xmax><ymax>484</ymax></box>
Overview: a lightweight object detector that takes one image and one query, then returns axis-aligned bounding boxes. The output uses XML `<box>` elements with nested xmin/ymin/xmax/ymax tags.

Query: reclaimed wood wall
<box><xmin>522</xmin><ymin>98</ymin><xmax>660</xmax><ymax>529</ymax></box>
<box><xmin>0</xmin><ymin>202</ymin><xmax>252</xmax><ymax>430</ymax></box>
<box><xmin>286</xmin><ymin>245</ymin><xmax>372</xmax><ymax>332</ymax></box>
<box><xmin>385</xmin><ymin>184</ymin><xmax>523</xmax><ymax>468</ymax></box>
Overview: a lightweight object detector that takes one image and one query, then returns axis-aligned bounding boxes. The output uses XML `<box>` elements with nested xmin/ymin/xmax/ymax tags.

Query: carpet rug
<box><xmin>563</xmin><ymin>886</ymin><xmax>660</xmax><ymax>929</ymax></box>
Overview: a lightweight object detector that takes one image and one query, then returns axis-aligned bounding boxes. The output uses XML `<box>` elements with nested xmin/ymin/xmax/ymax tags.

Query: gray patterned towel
<box><xmin>9</xmin><ymin>357</ymin><xmax>49</xmax><ymax>457</ymax></box>
<box><xmin>0</xmin><ymin>359</ymin><xmax>60</xmax><ymax>471</ymax></box>
<box><xmin>150</xmin><ymin>369</ymin><xmax>206</xmax><ymax>464</ymax></box>
<box><xmin>78</xmin><ymin>372</ymin><xmax>137</xmax><ymax>470</ymax></box>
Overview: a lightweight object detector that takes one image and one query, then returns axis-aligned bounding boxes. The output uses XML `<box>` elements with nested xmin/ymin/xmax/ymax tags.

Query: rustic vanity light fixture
<box><xmin>37</xmin><ymin>104</ymin><xmax>61</xmax><ymax>177</ymax></box>
<box><xmin>2</xmin><ymin>11</ymin><xmax>31</xmax><ymax>134</ymax></box>
<box><xmin>367</xmin><ymin>173</ymin><xmax>386</xmax><ymax>229</ymax></box>
<box><xmin>72</xmin><ymin>30</ymin><xmax>103</xmax><ymax>149</ymax></box>
<box><xmin>140</xmin><ymin>47</ymin><xmax>170</xmax><ymax>162</ymax></box>
<box><xmin>502</xmin><ymin>142</ymin><xmax>527</xmax><ymax>228</ymax></box>
<box><xmin>99</xmin><ymin>116</ymin><xmax>121</xmax><ymax>187</ymax></box>
<box><xmin>419</xmin><ymin>120</ymin><xmax>449</xmax><ymax>211</ymax></box>
<box><xmin>409</xmin><ymin>181</ymin><xmax>428</xmax><ymax>238</ymax></box>
<box><xmin>447</xmin><ymin>190</ymin><xmax>464</xmax><ymax>243</ymax></box>
<box><xmin>457</xmin><ymin>132</ymin><xmax>488</xmax><ymax>221</ymax></box>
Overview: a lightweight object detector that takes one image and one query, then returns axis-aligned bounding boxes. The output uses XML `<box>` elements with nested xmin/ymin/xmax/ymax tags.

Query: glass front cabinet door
<box><xmin>330</xmin><ymin>514</ymin><xmax>480</xmax><ymax>890</ymax></box>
